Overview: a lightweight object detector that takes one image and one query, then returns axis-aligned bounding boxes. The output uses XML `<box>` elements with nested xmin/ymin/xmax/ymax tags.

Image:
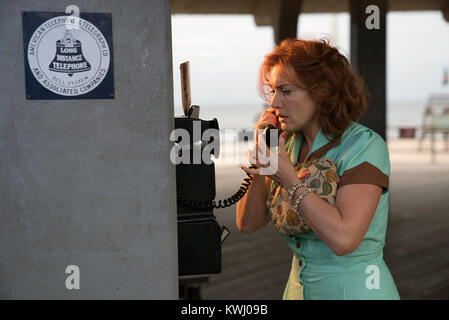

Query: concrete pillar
<box><xmin>0</xmin><ymin>0</ymin><xmax>178</xmax><ymax>299</ymax></box>
<box><xmin>350</xmin><ymin>0</ymin><xmax>388</xmax><ymax>141</ymax></box>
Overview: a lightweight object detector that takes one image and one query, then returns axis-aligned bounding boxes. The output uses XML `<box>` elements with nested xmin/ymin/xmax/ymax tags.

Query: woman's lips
<box><xmin>279</xmin><ymin>115</ymin><xmax>288</xmax><ymax>122</ymax></box>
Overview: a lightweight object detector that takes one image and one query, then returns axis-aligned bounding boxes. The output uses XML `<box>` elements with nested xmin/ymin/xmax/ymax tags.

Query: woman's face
<box><xmin>268</xmin><ymin>64</ymin><xmax>318</xmax><ymax>132</ymax></box>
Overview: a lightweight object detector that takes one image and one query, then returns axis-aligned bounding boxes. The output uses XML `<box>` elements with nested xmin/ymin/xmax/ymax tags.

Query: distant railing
<box><xmin>211</xmin><ymin>125</ymin><xmax>449</xmax><ymax>166</ymax></box>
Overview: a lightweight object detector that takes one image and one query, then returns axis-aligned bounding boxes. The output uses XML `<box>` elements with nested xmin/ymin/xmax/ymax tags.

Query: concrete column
<box><xmin>350</xmin><ymin>0</ymin><xmax>388</xmax><ymax>140</ymax></box>
<box><xmin>0</xmin><ymin>0</ymin><xmax>178</xmax><ymax>299</ymax></box>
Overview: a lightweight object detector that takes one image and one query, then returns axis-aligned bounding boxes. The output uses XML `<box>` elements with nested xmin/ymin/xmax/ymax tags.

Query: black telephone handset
<box><xmin>248</xmin><ymin>125</ymin><xmax>282</xmax><ymax>169</ymax></box>
<box><xmin>260</xmin><ymin>125</ymin><xmax>283</xmax><ymax>150</ymax></box>
<box><xmin>260</xmin><ymin>110</ymin><xmax>283</xmax><ymax>149</ymax></box>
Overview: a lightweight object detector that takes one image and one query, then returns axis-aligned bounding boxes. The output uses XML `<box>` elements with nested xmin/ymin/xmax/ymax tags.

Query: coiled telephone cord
<box><xmin>177</xmin><ymin>165</ymin><xmax>258</xmax><ymax>211</ymax></box>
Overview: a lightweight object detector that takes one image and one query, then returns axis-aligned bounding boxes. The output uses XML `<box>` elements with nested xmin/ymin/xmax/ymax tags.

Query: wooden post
<box><xmin>272</xmin><ymin>0</ymin><xmax>302</xmax><ymax>45</ymax></box>
<box><xmin>350</xmin><ymin>0</ymin><xmax>388</xmax><ymax>141</ymax></box>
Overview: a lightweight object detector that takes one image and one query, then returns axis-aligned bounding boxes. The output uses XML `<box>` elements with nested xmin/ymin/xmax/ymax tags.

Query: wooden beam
<box><xmin>171</xmin><ymin>0</ymin><xmax>444</xmax><ymax>15</ymax></box>
<box><xmin>253</xmin><ymin>0</ymin><xmax>279</xmax><ymax>26</ymax></box>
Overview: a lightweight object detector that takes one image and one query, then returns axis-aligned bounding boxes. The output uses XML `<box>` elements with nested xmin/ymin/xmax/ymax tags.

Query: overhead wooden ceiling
<box><xmin>171</xmin><ymin>0</ymin><xmax>449</xmax><ymax>23</ymax></box>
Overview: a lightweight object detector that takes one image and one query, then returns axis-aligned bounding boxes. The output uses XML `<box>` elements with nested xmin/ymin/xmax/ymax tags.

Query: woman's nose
<box><xmin>270</xmin><ymin>93</ymin><xmax>282</xmax><ymax>109</ymax></box>
<box><xmin>270</xmin><ymin>100</ymin><xmax>282</xmax><ymax>112</ymax></box>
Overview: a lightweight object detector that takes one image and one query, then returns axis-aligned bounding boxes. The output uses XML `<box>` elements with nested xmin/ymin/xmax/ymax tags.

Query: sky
<box><xmin>171</xmin><ymin>11</ymin><xmax>449</xmax><ymax>118</ymax></box>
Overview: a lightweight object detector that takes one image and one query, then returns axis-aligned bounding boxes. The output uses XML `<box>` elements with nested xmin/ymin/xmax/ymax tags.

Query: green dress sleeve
<box><xmin>337</xmin><ymin>130</ymin><xmax>390</xmax><ymax>194</ymax></box>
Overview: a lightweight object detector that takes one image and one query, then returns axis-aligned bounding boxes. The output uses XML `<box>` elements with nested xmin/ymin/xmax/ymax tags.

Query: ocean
<box><xmin>175</xmin><ymin>101</ymin><xmax>430</xmax><ymax>139</ymax></box>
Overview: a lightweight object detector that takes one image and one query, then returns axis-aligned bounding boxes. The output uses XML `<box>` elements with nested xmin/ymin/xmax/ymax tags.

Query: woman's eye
<box><xmin>269</xmin><ymin>90</ymin><xmax>290</xmax><ymax>95</ymax></box>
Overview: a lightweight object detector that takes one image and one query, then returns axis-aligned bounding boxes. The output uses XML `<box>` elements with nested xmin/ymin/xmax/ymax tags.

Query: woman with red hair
<box><xmin>237</xmin><ymin>38</ymin><xmax>400</xmax><ymax>300</ymax></box>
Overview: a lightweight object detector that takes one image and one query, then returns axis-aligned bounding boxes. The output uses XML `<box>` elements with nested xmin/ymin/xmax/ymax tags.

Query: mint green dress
<box><xmin>267</xmin><ymin>121</ymin><xmax>400</xmax><ymax>300</ymax></box>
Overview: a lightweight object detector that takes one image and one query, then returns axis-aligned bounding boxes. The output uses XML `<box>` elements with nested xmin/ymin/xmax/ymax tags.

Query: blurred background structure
<box><xmin>172</xmin><ymin>0</ymin><xmax>449</xmax><ymax>299</ymax></box>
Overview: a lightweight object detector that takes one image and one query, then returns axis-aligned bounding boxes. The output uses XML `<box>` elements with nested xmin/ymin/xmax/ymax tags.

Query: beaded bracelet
<box><xmin>281</xmin><ymin>182</ymin><xmax>310</xmax><ymax>202</ymax></box>
<box><xmin>291</xmin><ymin>187</ymin><xmax>313</xmax><ymax>216</ymax></box>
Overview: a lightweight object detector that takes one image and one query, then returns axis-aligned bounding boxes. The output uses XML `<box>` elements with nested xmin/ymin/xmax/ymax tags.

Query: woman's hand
<box><xmin>250</xmin><ymin>106</ymin><xmax>281</xmax><ymax>172</ymax></box>
<box><xmin>254</xmin><ymin>107</ymin><xmax>280</xmax><ymax>131</ymax></box>
<box><xmin>242</xmin><ymin>131</ymin><xmax>300</xmax><ymax>189</ymax></box>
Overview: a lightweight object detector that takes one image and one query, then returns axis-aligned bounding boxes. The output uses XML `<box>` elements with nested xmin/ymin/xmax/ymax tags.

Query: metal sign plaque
<box><xmin>22</xmin><ymin>11</ymin><xmax>114</xmax><ymax>99</ymax></box>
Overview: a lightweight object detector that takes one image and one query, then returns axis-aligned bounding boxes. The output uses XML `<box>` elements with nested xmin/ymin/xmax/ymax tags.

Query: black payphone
<box><xmin>174</xmin><ymin>62</ymin><xmax>281</xmax><ymax>291</ymax></box>
<box><xmin>175</xmin><ymin>112</ymin><xmax>229</xmax><ymax>276</ymax></box>
<box><xmin>174</xmin><ymin>110</ymin><xmax>279</xmax><ymax>277</ymax></box>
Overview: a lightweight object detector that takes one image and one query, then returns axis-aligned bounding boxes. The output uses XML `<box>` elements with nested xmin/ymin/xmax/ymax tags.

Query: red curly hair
<box><xmin>258</xmin><ymin>38</ymin><xmax>369</xmax><ymax>141</ymax></box>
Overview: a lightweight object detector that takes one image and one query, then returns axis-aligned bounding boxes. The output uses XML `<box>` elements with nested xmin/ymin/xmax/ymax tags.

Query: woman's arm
<box><xmin>285</xmin><ymin>175</ymin><xmax>382</xmax><ymax>256</ymax></box>
<box><xmin>236</xmin><ymin>176</ymin><xmax>271</xmax><ymax>232</ymax></box>
<box><xmin>236</xmin><ymin>107</ymin><xmax>278</xmax><ymax>233</ymax></box>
